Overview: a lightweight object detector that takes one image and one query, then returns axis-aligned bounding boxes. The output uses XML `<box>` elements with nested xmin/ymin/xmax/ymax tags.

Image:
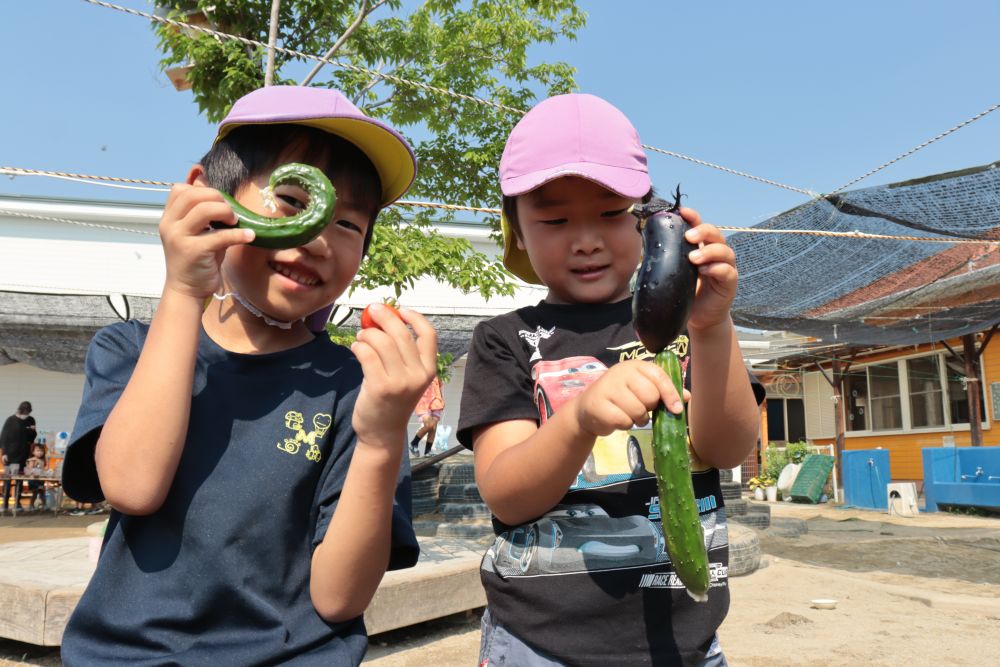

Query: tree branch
<box><xmin>300</xmin><ymin>0</ymin><xmax>388</xmax><ymax>85</ymax></box>
<box><xmin>366</xmin><ymin>90</ymin><xmax>397</xmax><ymax>111</ymax></box>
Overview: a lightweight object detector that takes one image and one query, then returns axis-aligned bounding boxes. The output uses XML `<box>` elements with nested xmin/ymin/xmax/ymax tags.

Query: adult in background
<box><xmin>1</xmin><ymin>401</ymin><xmax>36</xmax><ymax>515</ymax></box>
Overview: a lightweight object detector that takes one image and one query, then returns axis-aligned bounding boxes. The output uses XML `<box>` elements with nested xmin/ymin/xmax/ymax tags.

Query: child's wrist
<box><xmin>687</xmin><ymin>315</ymin><xmax>733</xmax><ymax>339</ymax></box>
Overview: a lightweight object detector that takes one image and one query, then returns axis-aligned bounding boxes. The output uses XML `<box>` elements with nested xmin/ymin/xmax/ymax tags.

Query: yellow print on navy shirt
<box><xmin>277</xmin><ymin>411</ymin><xmax>332</xmax><ymax>462</ymax></box>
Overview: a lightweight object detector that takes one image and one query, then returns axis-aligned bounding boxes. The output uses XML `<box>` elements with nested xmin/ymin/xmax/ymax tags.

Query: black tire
<box><xmin>411</xmin><ymin>496</ymin><xmax>438</xmax><ymax>516</ymax></box>
<box><xmin>412</xmin><ymin>519</ymin><xmax>439</xmax><ymax>537</ymax></box>
<box><xmin>412</xmin><ymin>464</ymin><xmax>442</xmax><ymax>482</ymax></box>
<box><xmin>412</xmin><ymin>478</ymin><xmax>438</xmax><ymax>494</ymax></box>
<box><xmin>440</xmin><ymin>483</ymin><xmax>483</xmax><ymax>503</ymax></box>
<box><xmin>441</xmin><ymin>503</ymin><xmax>491</xmax><ymax>520</ymax></box>
<box><xmin>766</xmin><ymin>517</ymin><xmax>807</xmax><ymax>538</ymax></box>
<box><xmin>728</xmin><ymin>524</ymin><xmax>761</xmax><ymax>577</ymax></box>
<box><xmin>627</xmin><ymin>436</ymin><xmax>645</xmax><ymax>475</ymax></box>
<box><xmin>436</xmin><ymin>521</ymin><xmax>495</xmax><ymax>541</ymax></box>
<box><xmin>725</xmin><ymin>498</ymin><xmax>749</xmax><ymax>516</ymax></box>
<box><xmin>581</xmin><ymin>453</ymin><xmax>599</xmax><ymax>483</ymax></box>
<box><xmin>746</xmin><ymin>502</ymin><xmax>771</xmax><ymax>516</ymax></box>
<box><xmin>439</xmin><ymin>463</ymin><xmax>476</xmax><ymax>486</ymax></box>
<box><xmin>721</xmin><ymin>481</ymin><xmax>743</xmax><ymax>500</ymax></box>
<box><xmin>732</xmin><ymin>512</ymin><xmax>770</xmax><ymax>530</ymax></box>
<box><xmin>719</xmin><ymin>468</ymin><xmax>733</xmax><ymax>483</ymax></box>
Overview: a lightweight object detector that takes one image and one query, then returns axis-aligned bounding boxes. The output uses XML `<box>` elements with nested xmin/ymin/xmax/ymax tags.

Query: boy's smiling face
<box><xmin>218</xmin><ymin>146</ymin><xmax>375</xmax><ymax>325</ymax></box>
<box><xmin>515</xmin><ymin>176</ymin><xmax>641</xmax><ymax>305</ymax></box>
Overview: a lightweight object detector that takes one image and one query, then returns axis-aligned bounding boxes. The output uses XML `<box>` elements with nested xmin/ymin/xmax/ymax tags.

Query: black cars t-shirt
<box><xmin>458</xmin><ymin>298</ymin><xmax>763</xmax><ymax>666</ymax></box>
<box><xmin>61</xmin><ymin>321</ymin><xmax>418</xmax><ymax>666</ymax></box>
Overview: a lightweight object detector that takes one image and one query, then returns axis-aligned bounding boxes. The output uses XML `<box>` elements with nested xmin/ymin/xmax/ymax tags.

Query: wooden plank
<box><xmin>0</xmin><ymin>581</ymin><xmax>47</xmax><ymax>645</ymax></box>
<box><xmin>43</xmin><ymin>587</ymin><xmax>85</xmax><ymax>646</ymax></box>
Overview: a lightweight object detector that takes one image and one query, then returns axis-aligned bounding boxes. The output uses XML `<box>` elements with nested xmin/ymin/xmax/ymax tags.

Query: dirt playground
<box><xmin>1</xmin><ymin>504</ymin><xmax>998</xmax><ymax>666</ymax></box>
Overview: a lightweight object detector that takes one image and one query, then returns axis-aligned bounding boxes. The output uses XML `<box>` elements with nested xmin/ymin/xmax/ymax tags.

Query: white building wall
<box><xmin>0</xmin><ymin>363</ymin><xmax>85</xmax><ymax>443</ymax></box>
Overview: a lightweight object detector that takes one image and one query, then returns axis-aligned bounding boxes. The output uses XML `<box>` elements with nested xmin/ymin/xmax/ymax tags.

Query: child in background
<box><xmin>61</xmin><ymin>86</ymin><xmax>437</xmax><ymax>666</ymax></box>
<box><xmin>410</xmin><ymin>375</ymin><xmax>445</xmax><ymax>456</ymax></box>
<box><xmin>457</xmin><ymin>93</ymin><xmax>764</xmax><ymax>666</ymax></box>
<box><xmin>24</xmin><ymin>442</ymin><xmax>46</xmax><ymax>510</ymax></box>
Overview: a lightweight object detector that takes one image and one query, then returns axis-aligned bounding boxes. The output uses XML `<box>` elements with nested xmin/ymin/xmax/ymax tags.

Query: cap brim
<box><xmin>501</xmin><ymin>210</ymin><xmax>543</xmax><ymax>285</ymax></box>
<box><xmin>217</xmin><ymin>117</ymin><xmax>416</xmax><ymax>207</ymax></box>
<box><xmin>501</xmin><ymin>162</ymin><xmax>650</xmax><ymax>199</ymax></box>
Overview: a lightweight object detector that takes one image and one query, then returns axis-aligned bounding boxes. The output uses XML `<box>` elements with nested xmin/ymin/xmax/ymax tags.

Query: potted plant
<box><xmin>747</xmin><ymin>476</ymin><xmax>774</xmax><ymax>501</ymax></box>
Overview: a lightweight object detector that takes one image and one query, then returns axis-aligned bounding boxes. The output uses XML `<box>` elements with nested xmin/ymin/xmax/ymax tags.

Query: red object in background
<box><xmin>360</xmin><ymin>303</ymin><xmax>403</xmax><ymax>330</ymax></box>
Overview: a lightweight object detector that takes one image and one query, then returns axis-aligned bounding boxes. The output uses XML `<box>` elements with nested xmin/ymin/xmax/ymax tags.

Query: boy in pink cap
<box><xmin>60</xmin><ymin>86</ymin><xmax>437</xmax><ymax>665</ymax></box>
<box><xmin>458</xmin><ymin>93</ymin><xmax>763</xmax><ymax>665</ymax></box>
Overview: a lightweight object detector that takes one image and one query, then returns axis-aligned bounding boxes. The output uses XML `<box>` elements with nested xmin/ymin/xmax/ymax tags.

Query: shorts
<box><xmin>477</xmin><ymin>608</ymin><xmax>728</xmax><ymax>666</ymax></box>
<box><xmin>418</xmin><ymin>410</ymin><xmax>443</xmax><ymax>421</ymax></box>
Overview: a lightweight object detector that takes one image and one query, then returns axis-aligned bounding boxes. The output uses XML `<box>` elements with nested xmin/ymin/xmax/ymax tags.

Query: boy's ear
<box><xmin>187</xmin><ymin>164</ymin><xmax>209</xmax><ymax>187</ymax></box>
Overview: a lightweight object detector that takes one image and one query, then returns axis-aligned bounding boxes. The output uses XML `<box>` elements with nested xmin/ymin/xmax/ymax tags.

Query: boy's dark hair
<box><xmin>17</xmin><ymin>401</ymin><xmax>31</xmax><ymax>414</ymax></box>
<box><xmin>200</xmin><ymin>125</ymin><xmax>383</xmax><ymax>254</ymax></box>
<box><xmin>502</xmin><ymin>187</ymin><xmax>657</xmax><ymax>241</ymax></box>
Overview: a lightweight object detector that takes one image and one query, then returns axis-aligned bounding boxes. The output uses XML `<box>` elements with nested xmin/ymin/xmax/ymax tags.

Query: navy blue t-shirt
<box><xmin>61</xmin><ymin>321</ymin><xmax>418</xmax><ymax>666</ymax></box>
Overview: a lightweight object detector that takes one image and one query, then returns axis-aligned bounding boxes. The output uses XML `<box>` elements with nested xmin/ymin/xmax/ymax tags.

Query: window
<box><xmin>943</xmin><ymin>350</ymin><xmax>986</xmax><ymax>424</ymax></box>
<box><xmin>845</xmin><ymin>370</ymin><xmax>868</xmax><ymax>432</ymax></box>
<box><xmin>868</xmin><ymin>362</ymin><xmax>902</xmax><ymax>430</ymax></box>
<box><xmin>767</xmin><ymin>398</ymin><xmax>806</xmax><ymax>442</ymax></box>
<box><xmin>907</xmin><ymin>356</ymin><xmax>944</xmax><ymax>428</ymax></box>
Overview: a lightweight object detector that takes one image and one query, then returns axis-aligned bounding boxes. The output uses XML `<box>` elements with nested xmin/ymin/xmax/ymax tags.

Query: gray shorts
<box><xmin>478</xmin><ymin>608</ymin><xmax>728</xmax><ymax>666</ymax></box>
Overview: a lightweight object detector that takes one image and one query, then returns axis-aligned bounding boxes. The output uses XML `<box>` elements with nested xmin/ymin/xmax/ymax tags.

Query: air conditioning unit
<box><xmin>887</xmin><ymin>482</ymin><xmax>919</xmax><ymax>517</ymax></box>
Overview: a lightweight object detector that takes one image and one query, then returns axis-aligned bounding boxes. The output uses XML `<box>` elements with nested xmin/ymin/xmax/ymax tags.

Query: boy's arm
<box><xmin>309</xmin><ymin>306</ymin><xmax>436</xmax><ymax>623</ymax></box>
<box><xmin>473</xmin><ymin>359</ymin><xmax>684</xmax><ymax>527</ymax></box>
<box><xmin>687</xmin><ymin>317</ymin><xmax>761</xmax><ymax>469</ymax></box>
<box><xmin>94</xmin><ymin>184</ymin><xmax>251</xmax><ymax>515</ymax></box>
<box><xmin>681</xmin><ymin>207</ymin><xmax>761</xmax><ymax>469</ymax></box>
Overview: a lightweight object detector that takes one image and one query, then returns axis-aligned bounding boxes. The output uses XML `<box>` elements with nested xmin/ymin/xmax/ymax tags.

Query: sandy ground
<box><xmin>1</xmin><ymin>504</ymin><xmax>998</xmax><ymax>666</ymax></box>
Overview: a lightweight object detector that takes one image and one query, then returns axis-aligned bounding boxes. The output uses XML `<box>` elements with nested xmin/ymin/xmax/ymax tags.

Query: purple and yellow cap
<box><xmin>216</xmin><ymin>85</ymin><xmax>417</xmax><ymax>207</ymax></box>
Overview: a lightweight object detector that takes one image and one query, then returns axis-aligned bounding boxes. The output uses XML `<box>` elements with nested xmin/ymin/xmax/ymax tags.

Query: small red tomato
<box><xmin>360</xmin><ymin>303</ymin><xmax>403</xmax><ymax>330</ymax></box>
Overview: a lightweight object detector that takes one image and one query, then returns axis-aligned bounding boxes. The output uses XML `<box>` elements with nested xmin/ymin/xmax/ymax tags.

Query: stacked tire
<box><xmin>727</xmin><ymin>523</ymin><xmax>761</xmax><ymax>576</ymax></box>
<box><xmin>432</xmin><ymin>456</ymin><xmax>495</xmax><ymax>542</ymax></box>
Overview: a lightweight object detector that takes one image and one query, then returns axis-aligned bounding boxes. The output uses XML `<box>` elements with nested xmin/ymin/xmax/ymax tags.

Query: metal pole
<box><xmin>264</xmin><ymin>0</ymin><xmax>281</xmax><ymax>86</ymax></box>
<box><xmin>962</xmin><ymin>334</ymin><xmax>983</xmax><ymax>446</ymax></box>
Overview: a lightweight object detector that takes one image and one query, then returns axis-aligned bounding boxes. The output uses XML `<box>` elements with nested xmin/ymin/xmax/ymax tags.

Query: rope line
<box><xmin>642</xmin><ymin>146</ymin><xmax>818</xmax><ymax>197</ymax></box>
<box><xmin>83</xmin><ymin>0</ymin><xmax>523</xmax><ymax>115</ymax></box>
<box><xmin>81</xmin><ymin>0</ymin><xmax>813</xmax><ymax>195</ymax></box>
<box><xmin>828</xmin><ymin>102</ymin><xmax>1000</xmax><ymax>195</ymax></box>
<box><xmin>0</xmin><ymin>209</ymin><xmax>159</xmax><ymax>237</ymax></box>
<box><xmin>4</xmin><ymin>198</ymin><xmax>998</xmax><ymax>245</ymax></box>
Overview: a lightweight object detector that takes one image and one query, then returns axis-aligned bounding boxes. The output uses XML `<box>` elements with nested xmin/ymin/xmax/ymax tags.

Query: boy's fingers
<box><xmin>684</xmin><ymin>221</ymin><xmax>726</xmax><ymax>246</ymax></box>
<box><xmin>399</xmin><ymin>309</ymin><xmax>439</xmax><ymax>375</ymax></box>
<box><xmin>350</xmin><ymin>340</ymin><xmax>387</xmax><ymax>379</ymax></box>
<box><xmin>356</xmin><ymin>327</ymin><xmax>407</xmax><ymax>374</ymax></box>
<box><xmin>677</xmin><ymin>206</ymin><xmax>703</xmax><ymax>227</ymax></box>
<box><xmin>202</xmin><ymin>226</ymin><xmax>256</xmax><ymax>251</ymax></box>
<box><xmin>636</xmin><ymin>362</ymin><xmax>684</xmax><ymax>414</ymax></box>
<box><xmin>689</xmin><ymin>242</ymin><xmax>736</xmax><ymax>268</ymax></box>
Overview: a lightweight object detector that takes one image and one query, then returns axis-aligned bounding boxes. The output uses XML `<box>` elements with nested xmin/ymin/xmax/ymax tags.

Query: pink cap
<box><xmin>499</xmin><ymin>93</ymin><xmax>650</xmax><ymax>198</ymax></box>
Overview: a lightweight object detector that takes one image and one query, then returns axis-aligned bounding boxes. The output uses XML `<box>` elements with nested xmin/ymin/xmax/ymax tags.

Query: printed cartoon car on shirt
<box><xmin>532</xmin><ymin>356</ymin><xmax>654</xmax><ymax>485</ymax></box>
<box><xmin>490</xmin><ymin>504</ymin><xmax>666</xmax><ymax>575</ymax></box>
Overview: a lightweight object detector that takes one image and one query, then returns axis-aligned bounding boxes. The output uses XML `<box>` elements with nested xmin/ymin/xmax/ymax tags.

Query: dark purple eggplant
<box><xmin>632</xmin><ymin>188</ymin><xmax>710</xmax><ymax>601</ymax></box>
<box><xmin>631</xmin><ymin>188</ymin><xmax>698</xmax><ymax>354</ymax></box>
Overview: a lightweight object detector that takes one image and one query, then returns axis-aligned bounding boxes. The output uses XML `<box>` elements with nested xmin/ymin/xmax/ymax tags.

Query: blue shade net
<box><xmin>730</xmin><ymin>160</ymin><xmax>1000</xmax><ymax>346</ymax></box>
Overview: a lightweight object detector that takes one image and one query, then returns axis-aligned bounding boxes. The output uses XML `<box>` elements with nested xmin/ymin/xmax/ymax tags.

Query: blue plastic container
<box><xmin>922</xmin><ymin>446</ymin><xmax>1000</xmax><ymax>512</ymax></box>
<box><xmin>842</xmin><ymin>449</ymin><xmax>891</xmax><ymax>510</ymax></box>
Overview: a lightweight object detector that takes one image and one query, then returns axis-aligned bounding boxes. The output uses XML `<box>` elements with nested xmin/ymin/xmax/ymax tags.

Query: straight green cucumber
<box><xmin>653</xmin><ymin>349</ymin><xmax>710</xmax><ymax>601</ymax></box>
<box><xmin>219</xmin><ymin>162</ymin><xmax>336</xmax><ymax>249</ymax></box>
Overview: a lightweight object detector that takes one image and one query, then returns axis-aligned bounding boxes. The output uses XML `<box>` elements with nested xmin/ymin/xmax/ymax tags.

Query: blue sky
<box><xmin>3</xmin><ymin>1</ymin><xmax>999</xmax><ymax>231</ymax></box>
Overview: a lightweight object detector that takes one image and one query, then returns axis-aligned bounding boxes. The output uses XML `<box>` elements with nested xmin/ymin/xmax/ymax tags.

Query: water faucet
<box><xmin>961</xmin><ymin>466</ymin><xmax>985</xmax><ymax>481</ymax></box>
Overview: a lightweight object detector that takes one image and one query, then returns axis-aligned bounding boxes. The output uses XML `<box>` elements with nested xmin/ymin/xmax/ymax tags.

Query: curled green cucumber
<box><xmin>652</xmin><ymin>350</ymin><xmax>710</xmax><ymax>601</ymax></box>
<box><xmin>219</xmin><ymin>163</ymin><xmax>336</xmax><ymax>249</ymax></box>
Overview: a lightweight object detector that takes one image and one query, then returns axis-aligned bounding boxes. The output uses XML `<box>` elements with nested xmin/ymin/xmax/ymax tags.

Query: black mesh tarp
<box><xmin>731</xmin><ymin>160</ymin><xmax>1000</xmax><ymax>345</ymax></box>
